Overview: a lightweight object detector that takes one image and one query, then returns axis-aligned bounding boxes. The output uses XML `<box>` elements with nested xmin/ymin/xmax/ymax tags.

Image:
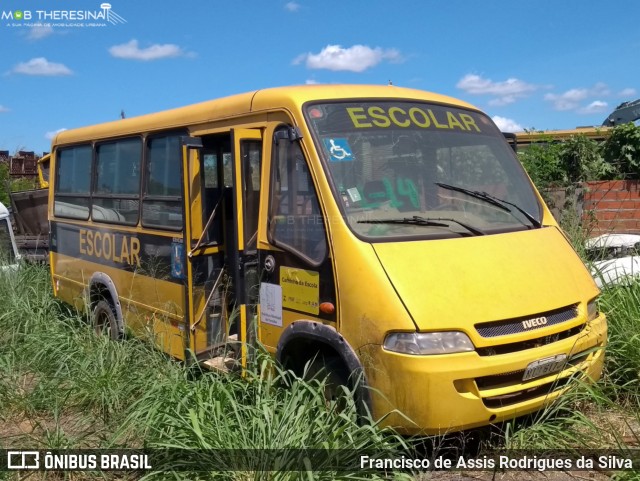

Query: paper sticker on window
<box><xmin>323</xmin><ymin>138</ymin><xmax>353</xmax><ymax>162</ymax></box>
<box><xmin>259</xmin><ymin>283</ymin><xmax>283</xmax><ymax>327</ymax></box>
<box><xmin>347</xmin><ymin>187</ymin><xmax>361</xmax><ymax>203</ymax></box>
<box><xmin>171</xmin><ymin>242</ymin><xmax>185</xmax><ymax>279</ymax></box>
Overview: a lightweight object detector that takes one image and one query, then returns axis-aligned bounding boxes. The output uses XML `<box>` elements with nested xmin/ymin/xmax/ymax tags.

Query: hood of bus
<box><xmin>372</xmin><ymin>226</ymin><xmax>598</xmax><ymax>335</ymax></box>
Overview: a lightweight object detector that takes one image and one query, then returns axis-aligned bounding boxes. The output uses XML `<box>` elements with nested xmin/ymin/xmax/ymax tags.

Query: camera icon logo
<box><xmin>7</xmin><ymin>451</ymin><xmax>40</xmax><ymax>469</ymax></box>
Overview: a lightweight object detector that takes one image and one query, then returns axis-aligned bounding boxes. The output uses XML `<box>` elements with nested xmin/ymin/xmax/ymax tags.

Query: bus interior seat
<box><xmin>362</xmin><ymin>178</ymin><xmax>407</xmax><ymax>209</ymax></box>
<box><xmin>362</xmin><ymin>180</ymin><xmax>390</xmax><ymax>206</ymax></box>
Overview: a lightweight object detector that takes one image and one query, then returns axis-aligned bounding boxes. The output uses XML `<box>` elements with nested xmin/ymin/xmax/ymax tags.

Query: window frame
<box><xmin>53</xmin><ymin>143</ymin><xmax>94</xmax><ymax>220</ymax></box>
<box><xmin>91</xmin><ymin>136</ymin><xmax>143</xmax><ymax>226</ymax></box>
<box><xmin>267</xmin><ymin>125</ymin><xmax>328</xmax><ymax>266</ymax></box>
<box><xmin>141</xmin><ymin>130</ymin><xmax>187</xmax><ymax>232</ymax></box>
<box><xmin>302</xmin><ymin>99</ymin><xmax>544</xmax><ymax>243</ymax></box>
<box><xmin>240</xmin><ymin>138</ymin><xmax>262</xmax><ymax>253</ymax></box>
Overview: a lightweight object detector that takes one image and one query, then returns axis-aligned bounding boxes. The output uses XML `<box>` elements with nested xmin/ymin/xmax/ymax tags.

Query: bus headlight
<box><xmin>587</xmin><ymin>298</ymin><xmax>599</xmax><ymax>321</ymax></box>
<box><xmin>383</xmin><ymin>331</ymin><xmax>475</xmax><ymax>355</ymax></box>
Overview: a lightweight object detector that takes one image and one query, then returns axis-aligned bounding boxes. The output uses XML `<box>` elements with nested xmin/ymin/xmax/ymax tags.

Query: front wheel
<box><xmin>305</xmin><ymin>355</ymin><xmax>350</xmax><ymax>405</ymax></box>
<box><xmin>92</xmin><ymin>299</ymin><xmax>123</xmax><ymax>340</ymax></box>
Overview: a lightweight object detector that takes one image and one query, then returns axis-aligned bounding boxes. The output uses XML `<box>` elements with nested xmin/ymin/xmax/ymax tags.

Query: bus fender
<box><xmin>276</xmin><ymin>320</ymin><xmax>372</xmax><ymax>413</ymax></box>
<box><xmin>88</xmin><ymin>272</ymin><xmax>124</xmax><ymax>327</ymax></box>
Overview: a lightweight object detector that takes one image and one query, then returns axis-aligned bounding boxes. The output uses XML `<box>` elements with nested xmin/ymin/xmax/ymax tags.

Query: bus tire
<box><xmin>305</xmin><ymin>355</ymin><xmax>350</xmax><ymax>405</ymax></box>
<box><xmin>92</xmin><ymin>299</ymin><xmax>123</xmax><ymax>340</ymax></box>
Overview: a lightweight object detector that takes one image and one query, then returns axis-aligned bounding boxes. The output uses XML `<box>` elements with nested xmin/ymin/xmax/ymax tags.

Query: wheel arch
<box><xmin>87</xmin><ymin>272</ymin><xmax>124</xmax><ymax>327</ymax></box>
<box><xmin>276</xmin><ymin>320</ymin><xmax>372</xmax><ymax>414</ymax></box>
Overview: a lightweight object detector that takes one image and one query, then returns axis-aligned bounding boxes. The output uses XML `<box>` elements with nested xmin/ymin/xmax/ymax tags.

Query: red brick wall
<box><xmin>583</xmin><ymin>180</ymin><xmax>640</xmax><ymax>235</ymax></box>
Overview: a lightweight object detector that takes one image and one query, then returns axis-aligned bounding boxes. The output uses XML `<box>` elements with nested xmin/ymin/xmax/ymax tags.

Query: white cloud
<box><xmin>579</xmin><ymin>100</ymin><xmax>608</xmax><ymax>115</ymax></box>
<box><xmin>544</xmin><ymin>88</ymin><xmax>588</xmax><ymax>111</ymax></box>
<box><xmin>619</xmin><ymin>88</ymin><xmax>637</xmax><ymax>98</ymax></box>
<box><xmin>488</xmin><ymin>96</ymin><xmax>517</xmax><ymax>107</ymax></box>
<box><xmin>545</xmin><ymin>83</ymin><xmax>615</xmax><ymax>111</ymax></box>
<box><xmin>11</xmin><ymin>57</ymin><xmax>72</xmax><ymax>76</ymax></box>
<box><xmin>109</xmin><ymin>39</ymin><xmax>186</xmax><ymax>61</ymax></box>
<box><xmin>45</xmin><ymin>128</ymin><xmax>67</xmax><ymax>140</ymax></box>
<box><xmin>294</xmin><ymin>44</ymin><xmax>402</xmax><ymax>73</ymax></box>
<box><xmin>27</xmin><ymin>26</ymin><xmax>54</xmax><ymax>40</ymax></box>
<box><xmin>285</xmin><ymin>2</ymin><xmax>300</xmax><ymax>12</ymax></box>
<box><xmin>0</xmin><ymin>105</ymin><xmax>9</xmax><ymax>113</ymax></box>
<box><xmin>591</xmin><ymin>82</ymin><xmax>610</xmax><ymax>96</ymax></box>
<box><xmin>305</xmin><ymin>79</ymin><xmax>318</xmax><ymax>84</ymax></box>
<box><xmin>492</xmin><ymin>116</ymin><xmax>523</xmax><ymax>132</ymax></box>
<box><xmin>457</xmin><ymin>74</ymin><xmax>537</xmax><ymax>105</ymax></box>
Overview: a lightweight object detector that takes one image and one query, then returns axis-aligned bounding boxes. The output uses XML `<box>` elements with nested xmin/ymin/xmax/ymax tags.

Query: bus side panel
<box><xmin>50</xmin><ymin>222</ymin><xmax>188</xmax><ymax>360</ymax></box>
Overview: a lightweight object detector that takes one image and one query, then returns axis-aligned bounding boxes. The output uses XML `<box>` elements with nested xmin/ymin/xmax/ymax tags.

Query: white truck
<box><xmin>0</xmin><ymin>201</ymin><xmax>20</xmax><ymax>268</ymax></box>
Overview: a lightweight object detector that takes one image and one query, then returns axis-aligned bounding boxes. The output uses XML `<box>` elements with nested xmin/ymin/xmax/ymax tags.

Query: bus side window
<box><xmin>242</xmin><ymin>140</ymin><xmax>261</xmax><ymax>252</ymax></box>
<box><xmin>142</xmin><ymin>135</ymin><xmax>183</xmax><ymax>230</ymax></box>
<box><xmin>93</xmin><ymin>138</ymin><xmax>142</xmax><ymax>225</ymax></box>
<box><xmin>269</xmin><ymin>132</ymin><xmax>327</xmax><ymax>264</ymax></box>
<box><xmin>54</xmin><ymin>145</ymin><xmax>92</xmax><ymax>220</ymax></box>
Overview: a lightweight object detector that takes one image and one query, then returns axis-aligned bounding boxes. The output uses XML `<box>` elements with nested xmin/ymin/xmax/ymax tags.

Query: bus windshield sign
<box><xmin>305</xmin><ymin>101</ymin><xmax>542</xmax><ymax>240</ymax></box>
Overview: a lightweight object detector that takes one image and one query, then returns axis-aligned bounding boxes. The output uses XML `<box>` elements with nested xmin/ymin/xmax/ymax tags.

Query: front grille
<box><xmin>482</xmin><ymin>377</ymin><xmax>572</xmax><ymax>409</ymax></box>
<box><xmin>475</xmin><ymin>350</ymin><xmax>590</xmax><ymax>390</ymax></box>
<box><xmin>475</xmin><ymin>304</ymin><xmax>578</xmax><ymax>338</ymax></box>
<box><xmin>475</xmin><ymin>348</ymin><xmax>593</xmax><ymax>409</ymax></box>
<box><xmin>476</xmin><ymin>324</ymin><xmax>585</xmax><ymax>356</ymax></box>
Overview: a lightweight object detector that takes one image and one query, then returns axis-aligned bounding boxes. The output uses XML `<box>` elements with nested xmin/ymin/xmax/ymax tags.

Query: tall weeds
<box><xmin>0</xmin><ymin>264</ymin><xmax>408</xmax><ymax>479</ymax></box>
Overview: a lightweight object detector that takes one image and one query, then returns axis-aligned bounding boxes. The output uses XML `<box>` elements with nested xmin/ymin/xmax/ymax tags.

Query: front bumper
<box><xmin>365</xmin><ymin>314</ymin><xmax>607</xmax><ymax>435</ymax></box>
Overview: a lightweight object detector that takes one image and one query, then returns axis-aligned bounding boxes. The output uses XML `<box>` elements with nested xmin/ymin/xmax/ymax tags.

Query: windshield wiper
<box><xmin>435</xmin><ymin>182</ymin><xmax>541</xmax><ymax>228</ymax></box>
<box><xmin>357</xmin><ymin>216</ymin><xmax>485</xmax><ymax>236</ymax></box>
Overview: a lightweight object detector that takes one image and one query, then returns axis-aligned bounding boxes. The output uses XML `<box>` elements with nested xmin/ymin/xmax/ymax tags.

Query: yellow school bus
<box><xmin>48</xmin><ymin>85</ymin><xmax>607</xmax><ymax>434</ymax></box>
<box><xmin>37</xmin><ymin>153</ymin><xmax>51</xmax><ymax>188</ymax></box>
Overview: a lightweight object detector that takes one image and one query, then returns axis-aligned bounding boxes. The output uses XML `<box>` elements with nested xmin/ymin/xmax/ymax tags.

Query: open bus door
<box><xmin>228</xmin><ymin>128</ymin><xmax>262</xmax><ymax>369</ymax></box>
<box><xmin>180</xmin><ymin>130</ymin><xmax>262</xmax><ymax>370</ymax></box>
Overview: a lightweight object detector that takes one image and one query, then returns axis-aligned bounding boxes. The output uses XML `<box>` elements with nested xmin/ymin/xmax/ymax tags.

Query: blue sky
<box><xmin>1</xmin><ymin>0</ymin><xmax>638</xmax><ymax>155</ymax></box>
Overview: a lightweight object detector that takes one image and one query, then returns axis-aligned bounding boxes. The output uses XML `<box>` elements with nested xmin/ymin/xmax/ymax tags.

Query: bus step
<box><xmin>201</xmin><ymin>356</ymin><xmax>236</xmax><ymax>373</ymax></box>
<box><xmin>195</xmin><ymin>335</ymin><xmax>240</xmax><ymax>360</ymax></box>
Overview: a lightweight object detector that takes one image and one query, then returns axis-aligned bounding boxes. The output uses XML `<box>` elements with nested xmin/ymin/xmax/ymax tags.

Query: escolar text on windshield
<box><xmin>346</xmin><ymin>106</ymin><xmax>481</xmax><ymax>132</ymax></box>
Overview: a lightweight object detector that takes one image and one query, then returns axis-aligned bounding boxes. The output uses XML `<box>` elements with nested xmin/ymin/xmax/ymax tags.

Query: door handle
<box><xmin>264</xmin><ymin>255</ymin><xmax>275</xmax><ymax>273</ymax></box>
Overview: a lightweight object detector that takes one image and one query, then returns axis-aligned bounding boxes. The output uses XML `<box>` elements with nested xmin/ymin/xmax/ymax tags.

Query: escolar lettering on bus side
<box><xmin>79</xmin><ymin>228</ymin><xmax>141</xmax><ymax>267</ymax></box>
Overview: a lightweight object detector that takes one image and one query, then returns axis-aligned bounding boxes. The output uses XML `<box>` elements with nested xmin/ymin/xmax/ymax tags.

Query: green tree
<box><xmin>602</xmin><ymin>123</ymin><xmax>640</xmax><ymax>178</ymax></box>
<box><xmin>519</xmin><ymin>132</ymin><xmax>618</xmax><ymax>189</ymax></box>
<box><xmin>0</xmin><ymin>163</ymin><xmax>9</xmax><ymax>205</ymax></box>
<box><xmin>560</xmin><ymin>134</ymin><xmax>613</xmax><ymax>183</ymax></box>
<box><xmin>518</xmin><ymin>136</ymin><xmax>566</xmax><ymax>189</ymax></box>
<box><xmin>0</xmin><ymin>162</ymin><xmax>40</xmax><ymax>206</ymax></box>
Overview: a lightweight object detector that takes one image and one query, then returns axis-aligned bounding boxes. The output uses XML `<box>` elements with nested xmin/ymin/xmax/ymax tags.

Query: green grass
<box><xmin>2</xmin><ymin>257</ymin><xmax>640</xmax><ymax>478</ymax></box>
<box><xmin>0</xmin><ymin>265</ymin><xmax>409</xmax><ymax>480</ymax></box>
<box><xmin>494</xmin><ymin>220</ymin><xmax>640</xmax><ymax>460</ymax></box>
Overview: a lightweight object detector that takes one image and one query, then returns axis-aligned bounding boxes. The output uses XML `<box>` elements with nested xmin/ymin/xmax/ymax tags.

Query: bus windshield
<box><xmin>305</xmin><ymin>101</ymin><xmax>542</xmax><ymax>240</ymax></box>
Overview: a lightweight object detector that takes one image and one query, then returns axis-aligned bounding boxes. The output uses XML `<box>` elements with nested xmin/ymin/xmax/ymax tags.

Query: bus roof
<box><xmin>52</xmin><ymin>84</ymin><xmax>480</xmax><ymax>146</ymax></box>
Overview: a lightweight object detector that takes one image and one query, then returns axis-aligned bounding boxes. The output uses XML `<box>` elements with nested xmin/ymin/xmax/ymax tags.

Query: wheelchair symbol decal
<box><xmin>323</xmin><ymin>138</ymin><xmax>353</xmax><ymax>162</ymax></box>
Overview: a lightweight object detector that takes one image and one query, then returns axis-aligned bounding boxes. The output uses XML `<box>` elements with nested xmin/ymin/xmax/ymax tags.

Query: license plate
<box><xmin>522</xmin><ymin>354</ymin><xmax>567</xmax><ymax>381</ymax></box>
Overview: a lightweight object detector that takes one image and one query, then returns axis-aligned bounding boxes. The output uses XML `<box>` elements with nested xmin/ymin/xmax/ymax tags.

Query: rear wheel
<box><xmin>92</xmin><ymin>299</ymin><xmax>123</xmax><ymax>340</ymax></box>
